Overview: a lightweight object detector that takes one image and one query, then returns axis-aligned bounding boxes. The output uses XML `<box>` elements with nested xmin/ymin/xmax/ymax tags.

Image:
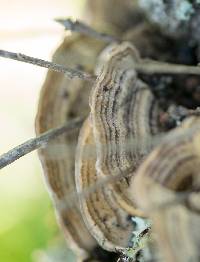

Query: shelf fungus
<box><xmin>36</xmin><ymin>34</ymin><xmax>105</xmax><ymax>261</ymax></box>
<box><xmin>90</xmin><ymin>42</ymin><xmax>161</xmax><ymax>216</ymax></box>
<box><xmin>132</xmin><ymin>116</ymin><xmax>200</xmax><ymax>262</ymax></box>
<box><xmin>75</xmin><ymin>118</ymin><xmax>134</xmax><ymax>252</ymax></box>
<box><xmin>35</xmin><ymin>30</ymin><xmax>200</xmax><ymax>261</ymax></box>
<box><xmin>2</xmin><ymin>0</ymin><xmax>200</xmax><ymax>261</ymax></box>
<box><xmin>36</xmin><ymin>39</ymin><xmax>165</xmax><ymax>261</ymax></box>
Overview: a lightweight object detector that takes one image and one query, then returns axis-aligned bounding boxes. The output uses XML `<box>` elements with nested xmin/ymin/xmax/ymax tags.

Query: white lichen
<box><xmin>139</xmin><ymin>0</ymin><xmax>194</xmax><ymax>35</ymax></box>
<box><xmin>121</xmin><ymin>217</ymin><xmax>151</xmax><ymax>260</ymax></box>
<box><xmin>176</xmin><ymin>1</ymin><xmax>194</xmax><ymax>20</ymax></box>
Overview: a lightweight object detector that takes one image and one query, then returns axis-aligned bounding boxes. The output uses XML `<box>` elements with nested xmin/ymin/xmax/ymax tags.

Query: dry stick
<box><xmin>1</xmin><ymin>49</ymin><xmax>200</xmax><ymax>78</ymax></box>
<box><xmin>54</xmin><ymin>165</ymin><xmax>194</xmax><ymax>213</ymax></box>
<box><xmin>0</xmin><ymin>117</ymin><xmax>84</xmax><ymax>170</ymax></box>
<box><xmin>55</xmin><ymin>18</ymin><xmax>200</xmax><ymax>75</ymax></box>
<box><xmin>60</xmin><ymin>167</ymin><xmax>134</xmax><ymax>210</ymax></box>
<box><xmin>0</xmin><ymin>50</ymin><xmax>95</xmax><ymax>82</ymax></box>
<box><xmin>136</xmin><ymin>60</ymin><xmax>200</xmax><ymax>76</ymax></box>
<box><xmin>0</xmin><ymin>50</ymin><xmax>200</xmax><ymax>170</ymax></box>
<box><xmin>55</xmin><ymin>18</ymin><xmax>119</xmax><ymax>43</ymax></box>
<box><xmin>152</xmin><ymin>191</ymin><xmax>195</xmax><ymax>212</ymax></box>
<box><xmin>0</xmin><ymin>129</ymin><xmax>195</xmax><ymax>214</ymax></box>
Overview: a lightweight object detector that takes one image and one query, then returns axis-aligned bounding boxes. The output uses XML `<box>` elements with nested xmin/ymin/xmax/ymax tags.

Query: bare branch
<box><xmin>61</xmin><ymin>167</ymin><xmax>134</xmax><ymax>210</ymax></box>
<box><xmin>0</xmin><ymin>117</ymin><xmax>84</xmax><ymax>170</ymax></box>
<box><xmin>0</xmin><ymin>50</ymin><xmax>95</xmax><ymax>82</ymax></box>
<box><xmin>1</xmin><ymin>49</ymin><xmax>200</xmax><ymax>80</ymax></box>
<box><xmin>55</xmin><ymin>18</ymin><xmax>119</xmax><ymax>43</ymax></box>
<box><xmin>146</xmin><ymin>190</ymin><xmax>197</xmax><ymax>213</ymax></box>
<box><xmin>135</xmin><ymin>60</ymin><xmax>200</xmax><ymax>76</ymax></box>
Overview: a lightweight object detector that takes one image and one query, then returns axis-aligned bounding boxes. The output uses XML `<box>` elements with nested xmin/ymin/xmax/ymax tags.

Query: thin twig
<box><xmin>152</xmin><ymin>191</ymin><xmax>193</xmax><ymax>212</ymax></box>
<box><xmin>0</xmin><ymin>50</ymin><xmax>95</xmax><ymax>81</ymax></box>
<box><xmin>1</xmin><ymin>49</ymin><xmax>200</xmax><ymax>79</ymax></box>
<box><xmin>58</xmin><ymin>162</ymin><xmax>193</xmax><ymax>220</ymax></box>
<box><xmin>61</xmin><ymin>167</ymin><xmax>135</xmax><ymax>210</ymax></box>
<box><xmin>0</xmin><ymin>117</ymin><xmax>84</xmax><ymax>170</ymax></box>
<box><xmin>55</xmin><ymin>18</ymin><xmax>119</xmax><ymax>43</ymax></box>
<box><xmin>135</xmin><ymin>60</ymin><xmax>200</xmax><ymax>76</ymax></box>
<box><xmin>54</xmin><ymin>18</ymin><xmax>200</xmax><ymax>76</ymax></box>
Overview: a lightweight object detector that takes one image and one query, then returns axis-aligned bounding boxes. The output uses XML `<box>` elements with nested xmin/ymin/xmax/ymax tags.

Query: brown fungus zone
<box><xmin>36</xmin><ymin>39</ymin><xmax>163</xmax><ymax>261</ymax></box>
<box><xmin>35</xmin><ymin>1</ymin><xmax>200</xmax><ymax>261</ymax></box>
<box><xmin>132</xmin><ymin>117</ymin><xmax>200</xmax><ymax>262</ymax></box>
<box><xmin>35</xmin><ymin>34</ymin><xmax>105</xmax><ymax>261</ymax></box>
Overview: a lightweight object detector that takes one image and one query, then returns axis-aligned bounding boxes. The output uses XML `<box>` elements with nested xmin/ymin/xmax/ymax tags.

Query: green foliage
<box><xmin>0</xmin><ymin>194</ymin><xmax>58</xmax><ymax>262</ymax></box>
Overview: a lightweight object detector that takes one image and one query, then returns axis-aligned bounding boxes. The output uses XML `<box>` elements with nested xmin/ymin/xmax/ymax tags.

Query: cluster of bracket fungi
<box><xmin>1</xmin><ymin>0</ymin><xmax>199</xmax><ymax>262</ymax></box>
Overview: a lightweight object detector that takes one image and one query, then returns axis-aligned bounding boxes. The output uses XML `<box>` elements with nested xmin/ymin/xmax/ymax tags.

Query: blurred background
<box><xmin>0</xmin><ymin>0</ymin><xmax>86</xmax><ymax>261</ymax></box>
